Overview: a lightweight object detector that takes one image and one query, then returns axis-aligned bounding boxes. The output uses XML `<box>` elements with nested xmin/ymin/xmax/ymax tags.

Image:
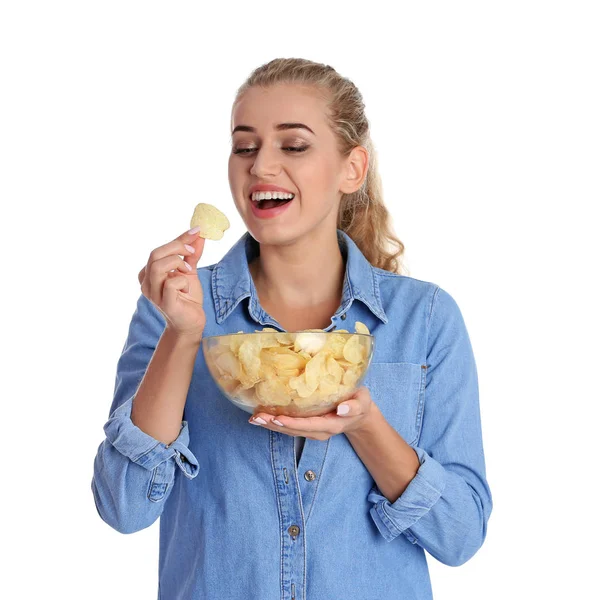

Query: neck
<box><xmin>249</xmin><ymin>228</ymin><xmax>345</xmax><ymax>310</ymax></box>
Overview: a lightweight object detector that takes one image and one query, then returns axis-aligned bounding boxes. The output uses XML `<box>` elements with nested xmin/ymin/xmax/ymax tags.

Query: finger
<box><xmin>162</xmin><ymin>272</ymin><xmax>191</xmax><ymax>303</ymax></box>
<box><xmin>253</xmin><ymin>412</ymin><xmax>326</xmax><ymax>433</ymax></box>
<box><xmin>249</xmin><ymin>416</ymin><xmax>300</xmax><ymax>437</ymax></box>
<box><xmin>149</xmin><ymin>255</ymin><xmax>193</xmax><ymax>305</ymax></box>
<box><xmin>335</xmin><ymin>399</ymin><xmax>356</xmax><ymax>416</ymax></box>
<box><xmin>250</xmin><ymin>415</ymin><xmax>334</xmax><ymax>441</ymax></box>
<box><xmin>249</xmin><ymin>413</ymin><xmax>290</xmax><ymax>431</ymax></box>
<box><xmin>249</xmin><ymin>413</ymin><xmax>279</xmax><ymax>426</ymax></box>
<box><xmin>182</xmin><ymin>231</ymin><xmax>206</xmax><ymax>270</ymax></box>
<box><xmin>165</xmin><ymin>272</ymin><xmax>204</xmax><ymax>307</ymax></box>
<box><xmin>147</xmin><ymin>227</ymin><xmax>203</xmax><ymax>270</ymax></box>
<box><xmin>140</xmin><ymin>229</ymin><xmax>202</xmax><ymax>299</ymax></box>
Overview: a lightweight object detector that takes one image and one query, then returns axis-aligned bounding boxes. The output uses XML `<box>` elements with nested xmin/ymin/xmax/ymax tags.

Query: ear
<box><xmin>340</xmin><ymin>145</ymin><xmax>369</xmax><ymax>195</ymax></box>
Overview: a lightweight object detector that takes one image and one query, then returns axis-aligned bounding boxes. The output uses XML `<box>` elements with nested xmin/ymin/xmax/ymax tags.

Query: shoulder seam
<box><xmin>372</xmin><ymin>268</ymin><xmax>437</xmax><ymax>287</ymax></box>
<box><xmin>428</xmin><ymin>285</ymin><xmax>442</xmax><ymax>330</ymax></box>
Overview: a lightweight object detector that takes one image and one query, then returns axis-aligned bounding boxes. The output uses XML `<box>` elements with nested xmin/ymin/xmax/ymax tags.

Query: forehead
<box><xmin>231</xmin><ymin>84</ymin><xmax>328</xmax><ymax>132</ymax></box>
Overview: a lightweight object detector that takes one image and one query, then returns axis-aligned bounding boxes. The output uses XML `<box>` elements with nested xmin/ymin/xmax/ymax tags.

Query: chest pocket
<box><xmin>361</xmin><ymin>362</ymin><xmax>426</xmax><ymax>446</ymax></box>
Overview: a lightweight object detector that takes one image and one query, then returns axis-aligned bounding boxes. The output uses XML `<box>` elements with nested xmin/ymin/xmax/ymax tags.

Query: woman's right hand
<box><xmin>138</xmin><ymin>228</ymin><xmax>206</xmax><ymax>340</ymax></box>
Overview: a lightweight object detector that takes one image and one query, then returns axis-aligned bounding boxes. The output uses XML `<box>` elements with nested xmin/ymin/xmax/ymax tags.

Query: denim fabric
<box><xmin>91</xmin><ymin>229</ymin><xmax>492</xmax><ymax>599</ymax></box>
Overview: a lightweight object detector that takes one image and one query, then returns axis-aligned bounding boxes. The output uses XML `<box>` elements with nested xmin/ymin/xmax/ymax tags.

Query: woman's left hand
<box><xmin>248</xmin><ymin>386</ymin><xmax>377</xmax><ymax>440</ymax></box>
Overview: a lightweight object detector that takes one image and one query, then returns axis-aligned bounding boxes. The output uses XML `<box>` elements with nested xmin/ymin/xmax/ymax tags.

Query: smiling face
<box><xmin>228</xmin><ymin>84</ymin><xmax>351</xmax><ymax>242</ymax></box>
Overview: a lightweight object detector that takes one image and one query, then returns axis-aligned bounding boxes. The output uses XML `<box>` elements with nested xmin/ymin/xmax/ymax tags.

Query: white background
<box><xmin>2</xmin><ymin>1</ymin><xmax>588</xmax><ymax>598</ymax></box>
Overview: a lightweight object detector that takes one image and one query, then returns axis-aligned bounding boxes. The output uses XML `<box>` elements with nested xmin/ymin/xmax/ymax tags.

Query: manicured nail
<box><xmin>337</xmin><ymin>404</ymin><xmax>350</xmax><ymax>416</ymax></box>
<box><xmin>184</xmin><ymin>244</ymin><xmax>196</xmax><ymax>254</ymax></box>
<box><xmin>252</xmin><ymin>417</ymin><xmax>267</xmax><ymax>425</ymax></box>
<box><xmin>184</xmin><ymin>261</ymin><xmax>192</xmax><ymax>271</ymax></box>
<box><xmin>188</xmin><ymin>226</ymin><xmax>200</xmax><ymax>234</ymax></box>
<box><xmin>272</xmin><ymin>419</ymin><xmax>284</xmax><ymax>427</ymax></box>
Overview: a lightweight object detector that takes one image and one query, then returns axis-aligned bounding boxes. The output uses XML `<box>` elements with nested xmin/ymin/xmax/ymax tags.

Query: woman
<box><xmin>91</xmin><ymin>58</ymin><xmax>492</xmax><ymax>599</ymax></box>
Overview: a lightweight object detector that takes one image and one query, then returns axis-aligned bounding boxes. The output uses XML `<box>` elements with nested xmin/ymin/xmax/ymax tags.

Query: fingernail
<box><xmin>337</xmin><ymin>404</ymin><xmax>350</xmax><ymax>416</ymax></box>
<box><xmin>188</xmin><ymin>226</ymin><xmax>200</xmax><ymax>234</ymax></box>
<box><xmin>184</xmin><ymin>244</ymin><xmax>196</xmax><ymax>254</ymax></box>
<box><xmin>252</xmin><ymin>417</ymin><xmax>267</xmax><ymax>425</ymax></box>
<box><xmin>184</xmin><ymin>261</ymin><xmax>192</xmax><ymax>271</ymax></box>
<box><xmin>272</xmin><ymin>419</ymin><xmax>284</xmax><ymax>427</ymax></box>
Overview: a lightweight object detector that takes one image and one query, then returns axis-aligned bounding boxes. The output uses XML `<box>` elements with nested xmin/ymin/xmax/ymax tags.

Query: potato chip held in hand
<box><xmin>190</xmin><ymin>203</ymin><xmax>230</xmax><ymax>240</ymax></box>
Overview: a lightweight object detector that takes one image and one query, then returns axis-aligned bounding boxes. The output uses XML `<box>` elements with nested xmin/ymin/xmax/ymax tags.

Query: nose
<box><xmin>249</xmin><ymin>145</ymin><xmax>281</xmax><ymax>178</ymax></box>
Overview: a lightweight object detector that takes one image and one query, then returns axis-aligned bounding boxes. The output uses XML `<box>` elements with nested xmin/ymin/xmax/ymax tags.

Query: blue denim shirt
<box><xmin>91</xmin><ymin>229</ymin><xmax>492</xmax><ymax>600</ymax></box>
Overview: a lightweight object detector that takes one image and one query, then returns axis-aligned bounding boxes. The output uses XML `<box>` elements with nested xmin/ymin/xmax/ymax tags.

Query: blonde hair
<box><xmin>233</xmin><ymin>57</ymin><xmax>407</xmax><ymax>275</ymax></box>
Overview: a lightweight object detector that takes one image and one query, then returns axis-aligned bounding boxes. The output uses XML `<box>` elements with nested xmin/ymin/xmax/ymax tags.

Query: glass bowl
<box><xmin>202</xmin><ymin>329</ymin><xmax>375</xmax><ymax>417</ymax></box>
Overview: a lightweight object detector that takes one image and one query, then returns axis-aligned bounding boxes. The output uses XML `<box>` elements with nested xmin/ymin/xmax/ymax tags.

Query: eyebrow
<box><xmin>231</xmin><ymin>122</ymin><xmax>316</xmax><ymax>136</ymax></box>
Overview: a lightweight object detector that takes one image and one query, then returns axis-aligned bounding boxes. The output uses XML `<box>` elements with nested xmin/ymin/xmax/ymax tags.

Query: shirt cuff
<box><xmin>368</xmin><ymin>447</ymin><xmax>446</xmax><ymax>542</ymax></box>
<box><xmin>104</xmin><ymin>395</ymin><xmax>200</xmax><ymax>479</ymax></box>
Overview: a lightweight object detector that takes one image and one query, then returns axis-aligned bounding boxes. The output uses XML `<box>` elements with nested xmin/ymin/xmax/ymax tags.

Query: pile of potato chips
<box><xmin>204</xmin><ymin>322</ymin><xmax>373</xmax><ymax>411</ymax></box>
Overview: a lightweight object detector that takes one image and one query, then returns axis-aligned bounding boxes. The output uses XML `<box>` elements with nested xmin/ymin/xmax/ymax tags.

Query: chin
<box><xmin>249</xmin><ymin>223</ymin><xmax>299</xmax><ymax>245</ymax></box>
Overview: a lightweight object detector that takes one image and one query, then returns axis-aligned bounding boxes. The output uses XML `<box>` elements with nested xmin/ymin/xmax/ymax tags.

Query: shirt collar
<box><xmin>211</xmin><ymin>228</ymin><xmax>389</xmax><ymax>326</ymax></box>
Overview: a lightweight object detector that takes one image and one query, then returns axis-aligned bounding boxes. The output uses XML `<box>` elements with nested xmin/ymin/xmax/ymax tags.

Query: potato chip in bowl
<box><xmin>202</xmin><ymin>322</ymin><xmax>374</xmax><ymax>417</ymax></box>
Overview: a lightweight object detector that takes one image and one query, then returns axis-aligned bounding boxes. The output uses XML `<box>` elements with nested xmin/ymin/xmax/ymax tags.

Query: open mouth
<box><xmin>250</xmin><ymin>194</ymin><xmax>295</xmax><ymax>210</ymax></box>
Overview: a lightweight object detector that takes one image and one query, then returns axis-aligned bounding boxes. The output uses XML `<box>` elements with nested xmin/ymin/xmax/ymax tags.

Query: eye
<box><xmin>232</xmin><ymin>146</ymin><xmax>309</xmax><ymax>155</ymax></box>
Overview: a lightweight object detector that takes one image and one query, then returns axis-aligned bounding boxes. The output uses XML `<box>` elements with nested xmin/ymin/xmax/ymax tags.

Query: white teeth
<box><xmin>251</xmin><ymin>191</ymin><xmax>295</xmax><ymax>201</ymax></box>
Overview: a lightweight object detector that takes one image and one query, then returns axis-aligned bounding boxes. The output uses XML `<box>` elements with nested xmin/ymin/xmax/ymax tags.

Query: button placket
<box><xmin>271</xmin><ymin>431</ymin><xmax>305</xmax><ymax>595</ymax></box>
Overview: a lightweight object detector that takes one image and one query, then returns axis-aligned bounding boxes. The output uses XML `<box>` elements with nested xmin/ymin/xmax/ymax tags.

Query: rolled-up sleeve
<box><xmin>368</xmin><ymin>286</ymin><xmax>493</xmax><ymax>566</ymax></box>
<box><xmin>91</xmin><ymin>294</ymin><xmax>200</xmax><ymax>534</ymax></box>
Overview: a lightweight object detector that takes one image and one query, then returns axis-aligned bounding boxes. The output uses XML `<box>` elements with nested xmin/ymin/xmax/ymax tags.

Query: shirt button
<box><xmin>288</xmin><ymin>525</ymin><xmax>300</xmax><ymax>537</ymax></box>
<box><xmin>304</xmin><ymin>470</ymin><xmax>316</xmax><ymax>481</ymax></box>
<box><xmin>180</xmin><ymin>455</ymin><xmax>187</xmax><ymax>462</ymax></box>
<box><xmin>341</xmin><ymin>313</ymin><xmax>346</xmax><ymax>320</ymax></box>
